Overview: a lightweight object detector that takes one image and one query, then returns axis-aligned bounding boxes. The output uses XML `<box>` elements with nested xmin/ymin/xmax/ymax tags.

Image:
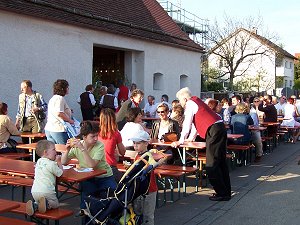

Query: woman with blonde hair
<box><xmin>98</xmin><ymin>108</ymin><xmax>126</xmax><ymax>181</ymax></box>
<box><xmin>230</xmin><ymin>103</ymin><xmax>254</xmax><ymax>145</ymax></box>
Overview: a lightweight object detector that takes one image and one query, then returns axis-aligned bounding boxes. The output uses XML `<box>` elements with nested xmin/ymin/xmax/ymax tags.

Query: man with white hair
<box><xmin>171</xmin><ymin>87</ymin><xmax>231</xmax><ymax>201</ymax></box>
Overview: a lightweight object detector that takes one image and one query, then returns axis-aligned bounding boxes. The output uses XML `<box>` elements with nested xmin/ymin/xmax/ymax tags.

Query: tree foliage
<box><xmin>206</xmin><ymin>81</ymin><xmax>224</xmax><ymax>92</ymax></box>
<box><xmin>294</xmin><ymin>57</ymin><xmax>300</xmax><ymax>90</ymax></box>
<box><xmin>207</xmin><ymin>14</ymin><xmax>278</xmax><ymax>91</ymax></box>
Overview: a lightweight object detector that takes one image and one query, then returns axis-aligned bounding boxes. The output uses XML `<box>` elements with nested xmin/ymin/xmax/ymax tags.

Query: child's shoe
<box><xmin>38</xmin><ymin>196</ymin><xmax>47</xmax><ymax>213</ymax></box>
<box><xmin>26</xmin><ymin>200</ymin><xmax>37</xmax><ymax>216</ymax></box>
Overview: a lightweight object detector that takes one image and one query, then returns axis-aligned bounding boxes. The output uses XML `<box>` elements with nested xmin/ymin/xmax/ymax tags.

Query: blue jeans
<box><xmin>80</xmin><ymin>176</ymin><xmax>117</xmax><ymax>208</ymax></box>
<box><xmin>45</xmin><ymin>130</ymin><xmax>69</xmax><ymax>144</ymax></box>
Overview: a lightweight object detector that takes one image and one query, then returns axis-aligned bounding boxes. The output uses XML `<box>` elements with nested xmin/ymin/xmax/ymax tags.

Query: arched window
<box><xmin>180</xmin><ymin>74</ymin><xmax>188</xmax><ymax>89</ymax></box>
<box><xmin>153</xmin><ymin>72</ymin><xmax>163</xmax><ymax>90</ymax></box>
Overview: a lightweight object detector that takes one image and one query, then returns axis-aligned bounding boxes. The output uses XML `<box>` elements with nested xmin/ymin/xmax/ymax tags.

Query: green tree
<box><xmin>207</xmin><ymin>14</ymin><xmax>278</xmax><ymax>91</ymax></box>
<box><xmin>206</xmin><ymin>81</ymin><xmax>223</xmax><ymax>91</ymax></box>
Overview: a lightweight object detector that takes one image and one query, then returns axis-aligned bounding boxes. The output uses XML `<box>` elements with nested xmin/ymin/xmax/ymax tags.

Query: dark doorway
<box><xmin>92</xmin><ymin>46</ymin><xmax>125</xmax><ymax>87</ymax></box>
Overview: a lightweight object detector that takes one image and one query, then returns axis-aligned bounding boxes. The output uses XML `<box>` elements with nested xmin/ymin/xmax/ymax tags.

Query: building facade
<box><xmin>0</xmin><ymin>0</ymin><xmax>203</xmax><ymax>119</ymax></box>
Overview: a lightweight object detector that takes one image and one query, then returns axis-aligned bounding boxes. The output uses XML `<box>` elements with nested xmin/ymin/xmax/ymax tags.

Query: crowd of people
<box><xmin>2</xmin><ymin>78</ymin><xmax>300</xmax><ymax>224</ymax></box>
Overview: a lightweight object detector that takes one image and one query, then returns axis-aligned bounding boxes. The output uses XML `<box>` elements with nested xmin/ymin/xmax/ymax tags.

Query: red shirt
<box><xmin>98</xmin><ymin>130</ymin><xmax>122</xmax><ymax>166</ymax></box>
<box><xmin>118</xmin><ymin>85</ymin><xmax>129</xmax><ymax>102</ymax></box>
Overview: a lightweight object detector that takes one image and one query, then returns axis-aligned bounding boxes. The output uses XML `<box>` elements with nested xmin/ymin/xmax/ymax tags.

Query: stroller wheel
<box><xmin>75</xmin><ymin>209</ymin><xmax>85</xmax><ymax>217</ymax></box>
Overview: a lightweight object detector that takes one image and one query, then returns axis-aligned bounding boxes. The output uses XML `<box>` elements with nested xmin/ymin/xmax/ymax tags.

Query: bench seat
<box><xmin>11</xmin><ymin>201</ymin><xmax>73</xmax><ymax>225</ymax></box>
<box><xmin>0</xmin><ymin>216</ymin><xmax>36</xmax><ymax>225</ymax></box>
<box><xmin>227</xmin><ymin>144</ymin><xmax>253</xmax><ymax>165</ymax></box>
<box><xmin>0</xmin><ymin>153</ymin><xmax>32</xmax><ymax>160</ymax></box>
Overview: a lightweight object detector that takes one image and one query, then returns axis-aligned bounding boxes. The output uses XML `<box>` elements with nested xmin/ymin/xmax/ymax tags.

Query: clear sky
<box><xmin>166</xmin><ymin>0</ymin><xmax>299</xmax><ymax>54</ymax></box>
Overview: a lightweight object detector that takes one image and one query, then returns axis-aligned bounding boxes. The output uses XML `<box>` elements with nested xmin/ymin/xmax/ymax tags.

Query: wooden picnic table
<box><xmin>227</xmin><ymin>134</ymin><xmax>244</xmax><ymax>139</ymax></box>
<box><xmin>260</xmin><ymin>122</ymin><xmax>280</xmax><ymax>126</ymax></box>
<box><xmin>151</xmin><ymin>140</ymin><xmax>206</xmax><ymax>167</ymax></box>
<box><xmin>0</xmin><ymin>199</ymin><xmax>20</xmax><ymax>213</ymax></box>
<box><xmin>0</xmin><ymin>158</ymin><xmax>106</xmax><ymax>199</ymax></box>
<box><xmin>19</xmin><ymin>132</ymin><xmax>46</xmax><ymax>141</ymax></box>
<box><xmin>13</xmin><ymin>132</ymin><xmax>46</xmax><ymax>161</ymax></box>
<box><xmin>248</xmin><ymin>125</ymin><xmax>267</xmax><ymax>131</ymax></box>
<box><xmin>17</xmin><ymin>143</ymin><xmax>67</xmax><ymax>155</ymax></box>
<box><xmin>16</xmin><ymin>143</ymin><xmax>67</xmax><ymax>162</ymax></box>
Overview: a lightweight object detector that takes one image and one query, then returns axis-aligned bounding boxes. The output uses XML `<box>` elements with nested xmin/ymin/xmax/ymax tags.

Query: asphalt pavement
<box><xmin>155</xmin><ymin>141</ymin><xmax>300</xmax><ymax>225</ymax></box>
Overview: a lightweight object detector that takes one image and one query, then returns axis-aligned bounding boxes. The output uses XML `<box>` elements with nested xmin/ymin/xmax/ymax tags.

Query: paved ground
<box><xmin>156</xmin><ymin>141</ymin><xmax>300</xmax><ymax>225</ymax></box>
<box><xmin>1</xmin><ymin>140</ymin><xmax>300</xmax><ymax>225</ymax></box>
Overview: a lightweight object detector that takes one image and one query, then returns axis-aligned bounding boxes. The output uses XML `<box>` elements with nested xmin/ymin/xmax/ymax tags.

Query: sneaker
<box><xmin>26</xmin><ymin>200</ymin><xmax>36</xmax><ymax>216</ymax></box>
<box><xmin>38</xmin><ymin>196</ymin><xmax>47</xmax><ymax>213</ymax></box>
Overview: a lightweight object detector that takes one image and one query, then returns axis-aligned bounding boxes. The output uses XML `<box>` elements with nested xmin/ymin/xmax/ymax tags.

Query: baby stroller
<box><xmin>82</xmin><ymin>150</ymin><xmax>166</xmax><ymax>225</ymax></box>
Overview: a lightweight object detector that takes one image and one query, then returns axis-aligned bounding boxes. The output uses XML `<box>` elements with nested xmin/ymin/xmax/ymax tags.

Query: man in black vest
<box><xmin>77</xmin><ymin>84</ymin><xmax>96</xmax><ymax>121</ymax></box>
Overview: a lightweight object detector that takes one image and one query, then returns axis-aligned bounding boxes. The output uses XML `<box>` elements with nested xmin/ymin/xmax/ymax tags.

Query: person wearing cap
<box><xmin>171</xmin><ymin>87</ymin><xmax>231</xmax><ymax>201</ymax></box>
<box><xmin>130</xmin><ymin>130</ymin><xmax>166</xmax><ymax>225</ymax></box>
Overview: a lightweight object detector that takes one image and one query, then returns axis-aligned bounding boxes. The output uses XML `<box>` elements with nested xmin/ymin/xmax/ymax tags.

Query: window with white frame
<box><xmin>290</xmin><ymin>80</ymin><xmax>292</xmax><ymax>87</ymax></box>
<box><xmin>153</xmin><ymin>73</ymin><xmax>163</xmax><ymax>90</ymax></box>
<box><xmin>290</xmin><ymin>62</ymin><xmax>292</xmax><ymax>69</ymax></box>
<box><xmin>285</xmin><ymin>61</ymin><xmax>288</xmax><ymax>68</ymax></box>
<box><xmin>180</xmin><ymin>74</ymin><xmax>188</xmax><ymax>89</ymax></box>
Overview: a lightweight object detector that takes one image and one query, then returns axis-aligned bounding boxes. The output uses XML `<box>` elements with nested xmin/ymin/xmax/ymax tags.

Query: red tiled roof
<box><xmin>0</xmin><ymin>0</ymin><xmax>204</xmax><ymax>52</ymax></box>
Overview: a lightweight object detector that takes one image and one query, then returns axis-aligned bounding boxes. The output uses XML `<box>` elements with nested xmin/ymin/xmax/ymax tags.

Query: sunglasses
<box><xmin>253</xmin><ymin>100</ymin><xmax>259</xmax><ymax>102</ymax></box>
<box><xmin>157</xmin><ymin>110</ymin><xmax>165</xmax><ymax>114</ymax></box>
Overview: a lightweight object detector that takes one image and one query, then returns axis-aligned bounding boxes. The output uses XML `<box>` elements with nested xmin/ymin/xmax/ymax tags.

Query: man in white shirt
<box><xmin>143</xmin><ymin>95</ymin><xmax>157</xmax><ymax>117</ymax></box>
<box><xmin>77</xmin><ymin>84</ymin><xmax>96</xmax><ymax>121</ymax></box>
<box><xmin>274</xmin><ymin>95</ymin><xmax>286</xmax><ymax>116</ymax></box>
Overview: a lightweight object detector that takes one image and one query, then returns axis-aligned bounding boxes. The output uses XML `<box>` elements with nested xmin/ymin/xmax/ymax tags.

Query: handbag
<box><xmin>163</xmin><ymin>132</ymin><xmax>178</xmax><ymax>142</ymax></box>
<box><xmin>36</xmin><ymin>110</ymin><xmax>46</xmax><ymax>121</ymax></box>
<box><xmin>63</xmin><ymin>117</ymin><xmax>81</xmax><ymax>138</ymax></box>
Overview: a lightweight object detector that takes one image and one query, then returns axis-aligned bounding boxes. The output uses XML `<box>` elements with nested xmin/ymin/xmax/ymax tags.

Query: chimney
<box><xmin>251</xmin><ymin>27</ymin><xmax>258</xmax><ymax>34</ymax></box>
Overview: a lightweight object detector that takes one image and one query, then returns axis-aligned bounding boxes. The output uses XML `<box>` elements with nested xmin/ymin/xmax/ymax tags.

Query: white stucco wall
<box><xmin>0</xmin><ymin>10</ymin><xmax>201</xmax><ymax>120</ymax></box>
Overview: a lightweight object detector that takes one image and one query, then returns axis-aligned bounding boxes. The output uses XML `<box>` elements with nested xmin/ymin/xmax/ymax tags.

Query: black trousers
<box><xmin>81</xmin><ymin>108</ymin><xmax>94</xmax><ymax>121</ymax></box>
<box><xmin>205</xmin><ymin>122</ymin><xmax>231</xmax><ymax>197</ymax></box>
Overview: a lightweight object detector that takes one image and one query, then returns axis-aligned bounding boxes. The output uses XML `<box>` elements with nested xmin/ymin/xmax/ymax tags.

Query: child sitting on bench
<box><xmin>26</xmin><ymin>140</ymin><xmax>63</xmax><ymax>215</ymax></box>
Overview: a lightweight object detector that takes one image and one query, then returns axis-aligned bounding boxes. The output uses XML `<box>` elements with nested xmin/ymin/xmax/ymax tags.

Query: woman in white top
<box><xmin>120</xmin><ymin>107</ymin><xmax>148</xmax><ymax>149</ymax></box>
<box><xmin>281</xmin><ymin>97</ymin><xmax>300</xmax><ymax>143</ymax></box>
<box><xmin>45</xmin><ymin>79</ymin><xmax>74</xmax><ymax>144</ymax></box>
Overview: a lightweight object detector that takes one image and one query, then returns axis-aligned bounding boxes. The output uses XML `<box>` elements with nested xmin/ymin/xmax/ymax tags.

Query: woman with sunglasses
<box><xmin>150</xmin><ymin>103</ymin><xmax>180</xmax><ymax>164</ymax></box>
<box><xmin>150</xmin><ymin>103</ymin><xmax>180</xmax><ymax>141</ymax></box>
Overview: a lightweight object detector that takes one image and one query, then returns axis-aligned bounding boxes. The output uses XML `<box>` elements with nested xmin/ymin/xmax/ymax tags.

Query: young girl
<box><xmin>98</xmin><ymin>108</ymin><xmax>126</xmax><ymax>182</ymax></box>
<box><xmin>26</xmin><ymin>140</ymin><xmax>63</xmax><ymax>215</ymax></box>
<box><xmin>61</xmin><ymin>121</ymin><xmax>116</xmax><ymax>209</ymax></box>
